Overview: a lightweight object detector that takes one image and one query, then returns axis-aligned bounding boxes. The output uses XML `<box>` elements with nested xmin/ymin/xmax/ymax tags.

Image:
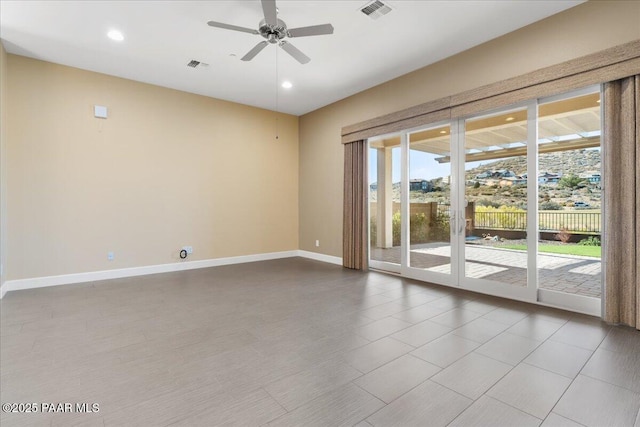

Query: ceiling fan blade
<box><xmin>279</xmin><ymin>41</ymin><xmax>310</xmax><ymax>64</ymax></box>
<box><xmin>241</xmin><ymin>41</ymin><xmax>269</xmax><ymax>61</ymax></box>
<box><xmin>288</xmin><ymin>24</ymin><xmax>334</xmax><ymax>38</ymax></box>
<box><xmin>261</xmin><ymin>0</ymin><xmax>278</xmax><ymax>26</ymax></box>
<box><xmin>207</xmin><ymin>21</ymin><xmax>259</xmax><ymax>35</ymax></box>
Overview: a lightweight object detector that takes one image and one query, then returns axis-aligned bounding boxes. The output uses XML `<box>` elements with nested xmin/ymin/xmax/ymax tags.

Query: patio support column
<box><xmin>376</xmin><ymin>147</ymin><xmax>393</xmax><ymax>248</ymax></box>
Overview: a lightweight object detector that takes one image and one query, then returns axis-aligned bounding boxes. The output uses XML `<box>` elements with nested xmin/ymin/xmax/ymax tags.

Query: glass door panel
<box><xmin>462</xmin><ymin>108</ymin><xmax>529</xmax><ymax>289</ymax></box>
<box><xmin>537</xmin><ymin>89</ymin><xmax>602</xmax><ymax>312</ymax></box>
<box><xmin>369</xmin><ymin>138</ymin><xmax>402</xmax><ymax>272</ymax></box>
<box><xmin>407</xmin><ymin>125</ymin><xmax>452</xmax><ymax>276</ymax></box>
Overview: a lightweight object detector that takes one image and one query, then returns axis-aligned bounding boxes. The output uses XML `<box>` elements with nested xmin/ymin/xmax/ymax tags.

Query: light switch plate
<box><xmin>94</xmin><ymin>105</ymin><xmax>108</xmax><ymax>119</ymax></box>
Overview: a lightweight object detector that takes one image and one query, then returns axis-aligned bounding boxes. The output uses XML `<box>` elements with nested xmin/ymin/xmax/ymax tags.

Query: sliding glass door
<box><xmin>459</xmin><ymin>103</ymin><xmax>537</xmax><ymax>301</ymax></box>
<box><xmin>367</xmin><ymin>86</ymin><xmax>602</xmax><ymax>315</ymax></box>
<box><xmin>405</xmin><ymin>124</ymin><xmax>455</xmax><ymax>285</ymax></box>
<box><xmin>369</xmin><ymin>139</ymin><xmax>401</xmax><ymax>273</ymax></box>
<box><xmin>536</xmin><ymin>88</ymin><xmax>602</xmax><ymax>313</ymax></box>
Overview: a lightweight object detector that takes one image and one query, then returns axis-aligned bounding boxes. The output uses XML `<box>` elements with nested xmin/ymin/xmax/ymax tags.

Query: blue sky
<box><xmin>369</xmin><ymin>147</ymin><xmax>485</xmax><ymax>183</ymax></box>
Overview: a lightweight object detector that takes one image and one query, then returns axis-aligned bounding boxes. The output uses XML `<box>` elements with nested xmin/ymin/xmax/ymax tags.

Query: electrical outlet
<box><xmin>183</xmin><ymin>246</ymin><xmax>193</xmax><ymax>254</ymax></box>
<box><xmin>315</xmin><ymin>240</ymin><xmax>320</xmax><ymax>247</ymax></box>
<box><xmin>107</xmin><ymin>251</ymin><xmax>114</xmax><ymax>261</ymax></box>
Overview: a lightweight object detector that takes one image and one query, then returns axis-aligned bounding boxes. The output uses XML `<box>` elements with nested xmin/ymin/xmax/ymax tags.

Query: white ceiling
<box><xmin>0</xmin><ymin>0</ymin><xmax>584</xmax><ymax>116</ymax></box>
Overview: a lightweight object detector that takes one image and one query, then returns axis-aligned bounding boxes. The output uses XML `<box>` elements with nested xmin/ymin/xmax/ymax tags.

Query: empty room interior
<box><xmin>1</xmin><ymin>1</ymin><xmax>640</xmax><ymax>426</ymax></box>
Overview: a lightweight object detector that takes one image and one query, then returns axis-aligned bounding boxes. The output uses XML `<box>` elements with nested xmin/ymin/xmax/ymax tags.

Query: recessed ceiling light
<box><xmin>439</xmin><ymin>130</ymin><xmax>447</xmax><ymax>134</ymax></box>
<box><xmin>282</xmin><ymin>81</ymin><xmax>293</xmax><ymax>89</ymax></box>
<box><xmin>505</xmin><ymin>116</ymin><xmax>515</xmax><ymax>122</ymax></box>
<box><xmin>596</xmin><ymin>99</ymin><xmax>601</xmax><ymax>103</ymax></box>
<box><xmin>107</xmin><ymin>29</ymin><xmax>124</xmax><ymax>42</ymax></box>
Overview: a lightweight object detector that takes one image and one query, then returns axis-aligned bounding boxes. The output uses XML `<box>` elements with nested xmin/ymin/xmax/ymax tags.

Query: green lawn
<box><xmin>501</xmin><ymin>243</ymin><xmax>601</xmax><ymax>258</ymax></box>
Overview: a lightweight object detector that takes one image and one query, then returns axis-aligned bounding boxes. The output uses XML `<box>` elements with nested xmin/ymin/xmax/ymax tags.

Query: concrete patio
<box><xmin>370</xmin><ymin>243</ymin><xmax>601</xmax><ymax>299</ymax></box>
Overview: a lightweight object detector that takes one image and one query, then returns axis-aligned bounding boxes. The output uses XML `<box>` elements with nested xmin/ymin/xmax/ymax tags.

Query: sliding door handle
<box><xmin>458</xmin><ymin>210</ymin><xmax>466</xmax><ymax>235</ymax></box>
<box><xmin>450</xmin><ymin>211</ymin><xmax>457</xmax><ymax>235</ymax></box>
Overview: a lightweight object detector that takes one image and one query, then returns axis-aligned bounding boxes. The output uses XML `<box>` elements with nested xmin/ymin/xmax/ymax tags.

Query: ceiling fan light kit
<box><xmin>207</xmin><ymin>0</ymin><xmax>334</xmax><ymax>64</ymax></box>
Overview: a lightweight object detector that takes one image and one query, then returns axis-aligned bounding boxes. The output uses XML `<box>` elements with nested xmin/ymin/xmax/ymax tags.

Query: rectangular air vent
<box><xmin>360</xmin><ymin>0</ymin><xmax>392</xmax><ymax>20</ymax></box>
<box><xmin>187</xmin><ymin>60</ymin><xmax>201</xmax><ymax>68</ymax></box>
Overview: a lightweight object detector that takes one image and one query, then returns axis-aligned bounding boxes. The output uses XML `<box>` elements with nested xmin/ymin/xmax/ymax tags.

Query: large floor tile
<box><xmin>448</xmin><ymin>395</ymin><xmax>541</xmax><ymax>427</ymax></box>
<box><xmin>390</xmin><ymin>320</ymin><xmax>452</xmax><ymax>347</ymax></box>
<box><xmin>541</xmin><ymin>413</ymin><xmax>585</xmax><ymax>427</ymax></box>
<box><xmin>170</xmin><ymin>387</ymin><xmax>286</xmax><ymax>426</ymax></box>
<box><xmin>356</xmin><ymin>317</ymin><xmax>412</xmax><ymax>341</ymax></box>
<box><xmin>429</xmin><ymin>308</ymin><xmax>483</xmax><ymax>328</ymax></box>
<box><xmin>554</xmin><ymin>375</ymin><xmax>640</xmax><ymax>427</ymax></box>
<box><xmin>354</xmin><ymin>354</ymin><xmax>440</xmax><ymax>403</ymax></box>
<box><xmin>524</xmin><ymin>339</ymin><xmax>593</xmax><ymax>378</ymax></box>
<box><xmin>482</xmin><ymin>307</ymin><xmax>530</xmax><ymax>326</ymax></box>
<box><xmin>392</xmin><ymin>292</ymin><xmax>442</xmax><ymax>308</ymax></box>
<box><xmin>359</xmin><ymin>302</ymin><xmax>408</xmax><ymax>321</ymax></box>
<box><xmin>581</xmin><ymin>347</ymin><xmax>640</xmax><ymax>393</ymax></box>
<box><xmin>487</xmin><ymin>363</ymin><xmax>571</xmax><ymax>419</ymax></box>
<box><xmin>451</xmin><ymin>317</ymin><xmax>509</xmax><ymax>344</ymax></box>
<box><xmin>391</xmin><ymin>304</ymin><xmax>450</xmax><ymax>324</ymax></box>
<box><xmin>411</xmin><ymin>333</ymin><xmax>481</xmax><ymax>368</ymax></box>
<box><xmin>431</xmin><ymin>352</ymin><xmax>512</xmax><ymax>399</ymax></box>
<box><xmin>264</xmin><ymin>359</ymin><xmax>362</xmax><ymax>411</ymax></box>
<box><xmin>460</xmin><ymin>299</ymin><xmax>502</xmax><ymax>315</ymax></box>
<box><xmin>507</xmin><ymin>316</ymin><xmax>564</xmax><ymax>341</ymax></box>
<box><xmin>475</xmin><ymin>332</ymin><xmax>541</xmax><ymax>365</ymax></box>
<box><xmin>366</xmin><ymin>380</ymin><xmax>472</xmax><ymax>427</ymax></box>
<box><xmin>268</xmin><ymin>383</ymin><xmax>385</xmax><ymax>427</ymax></box>
<box><xmin>345</xmin><ymin>337</ymin><xmax>414</xmax><ymax>373</ymax></box>
<box><xmin>600</xmin><ymin>327</ymin><xmax>640</xmax><ymax>354</ymax></box>
<box><xmin>550</xmin><ymin>319</ymin><xmax>610</xmax><ymax>350</ymax></box>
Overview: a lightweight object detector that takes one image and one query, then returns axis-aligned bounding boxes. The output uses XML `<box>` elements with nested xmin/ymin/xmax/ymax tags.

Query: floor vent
<box><xmin>187</xmin><ymin>60</ymin><xmax>201</xmax><ymax>68</ymax></box>
<box><xmin>360</xmin><ymin>0</ymin><xmax>392</xmax><ymax>20</ymax></box>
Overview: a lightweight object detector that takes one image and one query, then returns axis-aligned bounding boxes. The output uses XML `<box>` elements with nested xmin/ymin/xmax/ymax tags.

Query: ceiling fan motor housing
<box><xmin>259</xmin><ymin>18</ymin><xmax>288</xmax><ymax>44</ymax></box>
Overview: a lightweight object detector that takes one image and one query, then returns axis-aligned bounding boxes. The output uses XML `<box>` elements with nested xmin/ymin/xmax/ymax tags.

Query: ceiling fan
<box><xmin>207</xmin><ymin>0</ymin><xmax>334</xmax><ymax>64</ymax></box>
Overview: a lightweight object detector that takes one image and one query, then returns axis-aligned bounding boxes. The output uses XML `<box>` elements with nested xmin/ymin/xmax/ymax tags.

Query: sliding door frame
<box><xmin>367</xmin><ymin>85</ymin><xmax>603</xmax><ymax>316</ymax></box>
<box><xmin>455</xmin><ymin>100</ymin><xmax>538</xmax><ymax>303</ymax></box>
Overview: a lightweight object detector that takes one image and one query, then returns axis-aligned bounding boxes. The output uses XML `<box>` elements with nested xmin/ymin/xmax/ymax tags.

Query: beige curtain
<box><xmin>603</xmin><ymin>75</ymin><xmax>640</xmax><ymax>329</ymax></box>
<box><xmin>343</xmin><ymin>140</ymin><xmax>368</xmax><ymax>270</ymax></box>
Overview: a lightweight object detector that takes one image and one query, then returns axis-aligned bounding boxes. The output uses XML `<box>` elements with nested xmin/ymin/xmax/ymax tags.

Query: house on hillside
<box><xmin>538</xmin><ymin>172</ymin><xmax>561</xmax><ymax>184</ymax></box>
<box><xmin>409</xmin><ymin>179</ymin><xmax>433</xmax><ymax>192</ymax></box>
<box><xmin>579</xmin><ymin>171</ymin><xmax>601</xmax><ymax>183</ymax></box>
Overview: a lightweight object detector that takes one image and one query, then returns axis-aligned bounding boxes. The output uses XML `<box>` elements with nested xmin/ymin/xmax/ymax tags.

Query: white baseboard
<box><xmin>298</xmin><ymin>250</ymin><xmax>343</xmax><ymax>266</ymax></box>
<box><xmin>0</xmin><ymin>250</ymin><xmax>344</xmax><ymax>298</ymax></box>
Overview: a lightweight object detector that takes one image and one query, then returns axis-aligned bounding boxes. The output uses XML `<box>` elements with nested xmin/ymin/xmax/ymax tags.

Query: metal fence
<box><xmin>475</xmin><ymin>211</ymin><xmax>527</xmax><ymax>230</ymax></box>
<box><xmin>474</xmin><ymin>211</ymin><xmax>601</xmax><ymax>233</ymax></box>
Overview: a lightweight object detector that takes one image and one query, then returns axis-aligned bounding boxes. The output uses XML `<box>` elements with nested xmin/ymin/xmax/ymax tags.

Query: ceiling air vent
<box><xmin>187</xmin><ymin>60</ymin><xmax>201</xmax><ymax>68</ymax></box>
<box><xmin>360</xmin><ymin>0</ymin><xmax>392</xmax><ymax>20</ymax></box>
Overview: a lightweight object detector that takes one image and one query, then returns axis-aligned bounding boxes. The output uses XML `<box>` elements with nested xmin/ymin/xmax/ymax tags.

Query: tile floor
<box><xmin>1</xmin><ymin>257</ymin><xmax>639</xmax><ymax>426</ymax></box>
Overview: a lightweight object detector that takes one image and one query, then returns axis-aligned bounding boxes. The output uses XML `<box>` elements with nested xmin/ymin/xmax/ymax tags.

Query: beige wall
<box><xmin>6</xmin><ymin>56</ymin><xmax>298</xmax><ymax>280</ymax></box>
<box><xmin>1</xmin><ymin>42</ymin><xmax>8</xmax><ymax>286</ymax></box>
<box><xmin>299</xmin><ymin>0</ymin><xmax>640</xmax><ymax>258</ymax></box>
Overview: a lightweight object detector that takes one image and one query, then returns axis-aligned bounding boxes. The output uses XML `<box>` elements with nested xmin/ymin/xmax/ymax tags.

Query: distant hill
<box><xmin>465</xmin><ymin>148</ymin><xmax>601</xmax><ymax>179</ymax></box>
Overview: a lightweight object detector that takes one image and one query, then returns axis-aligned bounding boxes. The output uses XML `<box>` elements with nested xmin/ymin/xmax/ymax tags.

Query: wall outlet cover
<box><xmin>94</xmin><ymin>105</ymin><xmax>108</xmax><ymax>119</ymax></box>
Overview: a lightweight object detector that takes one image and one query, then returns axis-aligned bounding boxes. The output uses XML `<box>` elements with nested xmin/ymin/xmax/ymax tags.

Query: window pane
<box><xmin>537</xmin><ymin>92</ymin><xmax>601</xmax><ymax>299</ymax></box>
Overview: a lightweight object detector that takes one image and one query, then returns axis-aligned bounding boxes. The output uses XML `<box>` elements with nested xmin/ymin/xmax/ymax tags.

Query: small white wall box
<box><xmin>94</xmin><ymin>105</ymin><xmax>108</xmax><ymax>119</ymax></box>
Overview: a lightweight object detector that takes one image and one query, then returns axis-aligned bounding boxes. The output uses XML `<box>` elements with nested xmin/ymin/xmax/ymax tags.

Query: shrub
<box><xmin>540</xmin><ymin>201</ymin><xmax>563</xmax><ymax>210</ymax></box>
<box><xmin>578</xmin><ymin>236</ymin><xmax>601</xmax><ymax>246</ymax></box>
<box><xmin>429</xmin><ymin>211</ymin><xmax>451</xmax><ymax>242</ymax></box>
<box><xmin>558</xmin><ymin>174</ymin><xmax>587</xmax><ymax>189</ymax></box>
<box><xmin>477</xmin><ymin>199</ymin><xmax>501</xmax><ymax>208</ymax></box>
